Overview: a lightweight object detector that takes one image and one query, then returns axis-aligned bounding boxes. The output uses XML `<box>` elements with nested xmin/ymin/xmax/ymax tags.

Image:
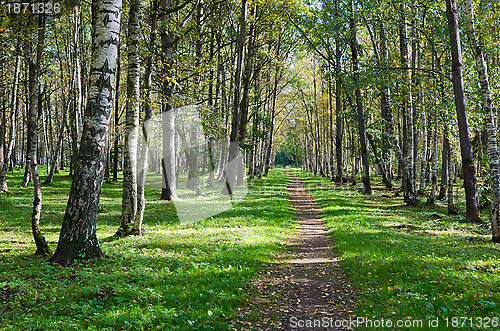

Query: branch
<box><xmin>284</xmin><ymin>9</ymin><xmax>334</xmax><ymax>66</ymax></box>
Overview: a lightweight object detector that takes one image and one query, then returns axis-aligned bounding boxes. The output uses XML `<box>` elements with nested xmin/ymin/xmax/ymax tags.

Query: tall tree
<box><xmin>157</xmin><ymin>0</ymin><xmax>200</xmax><ymax>200</ymax></box>
<box><xmin>349</xmin><ymin>5</ymin><xmax>371</xmax><ymax>194</ymax></box>
<box><xmin>446</xmin><ymin>0</ymin><xmax>480</xmax><ymax>223</ymax></box>
<box><xmin>118</xmin><ymin>0</ymin><xmax>141</xmax><ymax>236</ymax></box>
<box><xmin>437</xmin><ymin>134</ymin><xmax>449</xmax><ymax>200</ymax></box>
<box><xmin>464</xmin><ymin>0</ymin><xmax>500</xmax><ymax>240</ymax></box>
<box><xmin>399</xmin><ymin>4</ymin><xmax>417</xmax><ymax>204</ymax></box>
<box><xmin>49</xmin><ymin>0</ymin><xmax>122</xmax><ymax>266</ymax></box>
<box><xmin>70</xmin><ymin>6</ymin><xmax>84</xmax><ymax>178</ymax></box>
<box><xmin>27</xmin><ymin>14</ymin><xmax>50</xmax><ymax>256</ymax></box>
<box><xmin>135</xmin><ymin>0</ymin><xmax>158</xmax><ymax>235</ymax></box>
<box><xmin>223</xmin><ymin>0</ymin><xmax>247</xmax><ymax>194</ymax></box>
<box><xmin>0</xmin><ymin>51</ymin><xmax>21</xmax><ymax>193</ymax></box>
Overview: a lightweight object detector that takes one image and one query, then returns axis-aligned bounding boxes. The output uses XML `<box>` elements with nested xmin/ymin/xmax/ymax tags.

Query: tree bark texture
<box><xmin>399</xmin><ymin>6</ymin><xmax>417</xmax><ymax>205</ymax></box>
<box><xmin>418</xmin><ymin>112</ymin><xmax>427</xmax><ymax>195</ymax></box>
<box><xmin>28</xmin><ymin>15</ymin><xmax>50</xmax><ymax>256</ymax></box>
<box><xmin>0</xmin><ymin>53</ymin><xmax>20</xmax><ymax>193</ymax></box>
<box><xmin>159</xmin><ymin>0</ymin><xmax>181</xmax><ymax>201</ymax></box>
<box><xmin>446</xmin><ymin>0</ymin><xmax>480</xmax><ymax>222</ymax></box>
<box><xmin>49</xmin><ymin>0</ymin><xmax>122</xmax><ymax>266</ymax></box>
<box><xmin>447</xmin><ymin>138</ymin><xmax>457</xmax><ymax>215</ymax></box>
<box><xmin>118</xmin><ymin>0</ymin><xmax>141</xmax><ymax>236</ymax></box>
<box><xmin>427</xmin><ymin>116</ymin><xmax>439</xmax><ymax>204</ymax></box>
<box><xmin>224</xmin><ymin>0</ymin><xmax>247</xmax><ymax>193</ymax></box>
<box><xmin>350</xmin><ymin>13</ymin><xmax>371</xmax><ymax>194</ymax></box>
<box><xmin>135</xmin><ymin>1</ymin><xmax>157</xmax><ymax>235</ymax></box>
<box><xmin>464</xmin><ymin>0</ymin><xmax>500</xmax><ymax>240</ymax></box>
<box><xmin>438</xmin><ymin>133</ymin><xmax>449</xmax><ymax>200</ymax></box>
<box><xmin>160</xmin><ymin>29</ymin><xmax>177</xmax><ymax>201</ymax></box>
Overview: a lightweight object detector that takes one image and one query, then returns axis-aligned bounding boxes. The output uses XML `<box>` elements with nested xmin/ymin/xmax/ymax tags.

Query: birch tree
<box><xmin>28</xmin><ymin>14</ymin><xmax>50</xmax><ymax>256</ymax></box>
<box><xmin>49</xmin><ymin>0</ymin><xmax>122</xmax><ymax>266</ymax></box>
<box><xmin>158</xmin><ymin>0</ymin><xmax>200</xmax><ymax>200</ymax></box>
<box><xmin>464</xmin><ymin>0</ymin><xmax>500</xmax><ymax>240</ymax></box>
<box><xmin>349</xmin><ymin>5</ymin><xmax>371</xmax><ymax>195</ymax></box>
<box><xmin>446</xmin><ymin>0</ymin><xmax>480</xmax><ymax>223</ymax></box>
<box><xmin>0</xmin><ymin>52</ymin><xmax>20</xmax><ymax>193</ymax></box>
<box><xmin>223</xmin><ymin>0</ymin><xmax>247</xmax><ymax>194</ymax></box>
<box><xmin>134</xmin><ymin>0</ymin><xmax>158</xmax><ymax>235</ymax></box>
<box><xmin>117</xmin><ymin>0</ymin><xmax>141</xmax><ymax>236</ymax></box>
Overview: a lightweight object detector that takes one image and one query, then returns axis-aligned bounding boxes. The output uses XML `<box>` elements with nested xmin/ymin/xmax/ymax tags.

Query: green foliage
<box><xmin>0</xmin><ymin>168</ymin><xmax>294</xmax><ymax>330</ymax></box>
<box><xmin>291</xmin><ymin>169</ymin><xmax>500</xmax><ymax>328</ymax></box>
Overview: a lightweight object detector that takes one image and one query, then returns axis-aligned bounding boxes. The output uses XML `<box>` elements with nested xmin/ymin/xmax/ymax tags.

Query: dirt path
<box><xmin>255</xmin><ymin>171</ymin><xmax>356</xmax><ymax>330</ymax></box>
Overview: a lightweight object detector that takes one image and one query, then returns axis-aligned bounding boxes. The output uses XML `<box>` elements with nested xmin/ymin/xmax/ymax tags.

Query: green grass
<box><xmin>4</xmin><ymin>166</ymin><xmax>499</xmax><ymax>330</ymax></box>
<box><xmin>289</xmin><ymin>169</ymin><xmax>500</xmax><ymax>330</ymax></box>
<box><xmin>0</xmin><ymin>167</ymin><xmax>294</xmax><ymax>330</ymax></box>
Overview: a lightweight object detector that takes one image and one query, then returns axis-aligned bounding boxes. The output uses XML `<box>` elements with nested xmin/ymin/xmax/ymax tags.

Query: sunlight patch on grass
<box><xmin>0</xmin><ymin>167</ymin><xmax>294</xmax><ymax>330</ymax></box>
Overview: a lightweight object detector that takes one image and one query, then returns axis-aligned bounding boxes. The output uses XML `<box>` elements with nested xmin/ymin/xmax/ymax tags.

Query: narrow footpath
<box><xmin>256</xmin><ymin>171</ymin><xmax>356</xmax><ymax>330</ymax></box>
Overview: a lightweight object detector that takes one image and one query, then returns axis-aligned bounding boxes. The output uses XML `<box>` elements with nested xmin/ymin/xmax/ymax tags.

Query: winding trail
<box><xmin>257</xmin><ymin>170</ymin><xmax>356</xmax><ymax>330</ymax></box>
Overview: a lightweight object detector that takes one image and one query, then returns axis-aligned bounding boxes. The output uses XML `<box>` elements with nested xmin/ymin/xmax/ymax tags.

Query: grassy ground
<box><xmin>0</xmin><ymin>167</ymin><xmax>294</xmax><ymax>330</ymax></box>
<box><xmin>289</xmin><ymin>169</ymin><xmax>500</xmax><ymax>330</ymax></box>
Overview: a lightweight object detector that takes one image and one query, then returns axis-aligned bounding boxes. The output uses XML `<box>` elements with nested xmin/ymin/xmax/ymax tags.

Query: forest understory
<box><xmin>0</xmin><ymin>168</ymin><xmax>499</xmax><ymax>330</ymax></box>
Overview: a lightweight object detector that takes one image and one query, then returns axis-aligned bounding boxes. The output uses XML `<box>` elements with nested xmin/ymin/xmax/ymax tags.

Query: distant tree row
<box><xmin>278</xmin><ymin>0</ymin><xmax>499</xmax><ymax>240</ymax></box>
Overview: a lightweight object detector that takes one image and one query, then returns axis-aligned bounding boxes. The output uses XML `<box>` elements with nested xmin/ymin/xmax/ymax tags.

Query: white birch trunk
<box><xmin>447</xmin><ymin>137</ymin><xmax>457</xmax><ymax>214</ymax></box>
<box><xmin>119</xmin><ymin>0</ymin><xmax>141</xmax><ymax>235</ymax></box>
<box><xmin>427</xmin><ymin>115</ymin><xmax>439</xmax><ymax>204</ymax></box>
<box><xmin>418</xmin><ymin>112</ymin><xmax>427</xmax><ymax>194</ymax></box>
<box><xmin>465</xmin><ymin>0</ymin><xmax>500</xmax><ymax>240</ymax></box>
<box><xmin>49</xmin><ymin>0</ymin><xmax>122</xmax><ymax>266</ymax></box>
<box><xmin>0</xmin><ymin>54</ymin><xmax>20</xmax><ymax>192</ymax></box>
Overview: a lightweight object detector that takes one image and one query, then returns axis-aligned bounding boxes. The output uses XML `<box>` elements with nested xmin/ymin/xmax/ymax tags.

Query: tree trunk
<box><xmin>335</xmin><ymin>100</ymin><xmax>343</xmax><ymax>184</ymax></box>
<box><xmin>427</xmin><ymin>116</ymin><xmax>439</xmax><ymax>204</ymax></box>
<box><xmin>236</xmin><ymin>7</ymin><xmax>255</xmax><ymax>186</ymax></box>
<box><xmin>380</xmin><ymin>18</ymin><xmax>414</xmax><ymax>201</ymax></box>
<box><xmin>48</xmin><ymin>0</ymin><xmax>122</xmax><ymax>266</ymax></box>
<box><xmin>350</xmin><ymin>13</ymin><xmax>371</xmax><ymax>194</ymax></box>
<box><xmin>248</xmin><ymin>71</ymin><xmax>260</xmax><ymax>179</ymax></box>
<box><xmin>70</xmin><ymin>6</ymin><xmax>83</xmax><ymax>177</ymax></box>
<box><xmin>264</xmin><ymin>66</ymin><xmax>280</xmax><ymax>178</ymax></box>
<box><xmin>0</xmin><ymin>44</ymin><xmax>5</xmax><ymax>187</ymax></box>
<box><xmin>446</xmin><ymin>0</ymin><xmax>480</xmax><ymax>223</ymax></box>
<box><xmin>104</xmin><ymin>147</ymin><xmax>111</xmax><ymax>183</ymax></box>
<box><xmin>399</xmin><ymin>5</ymin><xmax>417</xmax><ymax>205</ymax></box>
<box><xmin>448</xmin><ymin>142</ymin><xmax>457</xmax><ymax>215</ymax></box>
<box><xmin>417</xmin><ymin>112</ymin><xmax>427</xmax><ymax>195</ymax></box>
<box><xmin>112</xmin><ymin>42</ymin><xmax>121</xmax><ymax>182</ymax></box>
<box><xmin>223</xmin><ymin>0</ymin><xmax>247</xmax><ymax>193</ymax></box>
<box><xmin>238</xmin><ymin>5</ymin><xmax>255</xmax><ymax>145</ymax></box>
<box><xmin>0</xmin><ymin>52</ymin><xmax>21</xmax><ymax>193</ymax></box>
<box><xmin>334</xmin><ymin>37</ymin><xmax>343</xmax><ymax>184</ymax></box>
<box><xmin>160</xmin><ymin>23</ymin><xmax>178</xmax><ymax>200</ymax></box>
<box><xmin>135</xmin><ymin>0</ymin><xmax>157</xmax><ymax>235</ymax></box>
<box><xmin>118</xmin><ymin>0</ymin><xmax>141</xmax><ymax>236</ymax></box>
<box><xmin>464</xmin><ymin>0</ymin><xmax>500</xmax><ymax>239</ymax></box>
<box><xmin>22</xmin><ymin>157</ymin><xmax>32</xmax><ymax>187</ymax></box>
<box><xmin>27</xmin><ymin>14</ymin><xmax>50</xmax><ymax>256</ymax></box>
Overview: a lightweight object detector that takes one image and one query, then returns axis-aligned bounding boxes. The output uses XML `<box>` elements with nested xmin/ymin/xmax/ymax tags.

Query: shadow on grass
<box><xmin>0</xmin><ymin>168</ymin><xmax>295</xmax><ymax>330</ymax></box>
